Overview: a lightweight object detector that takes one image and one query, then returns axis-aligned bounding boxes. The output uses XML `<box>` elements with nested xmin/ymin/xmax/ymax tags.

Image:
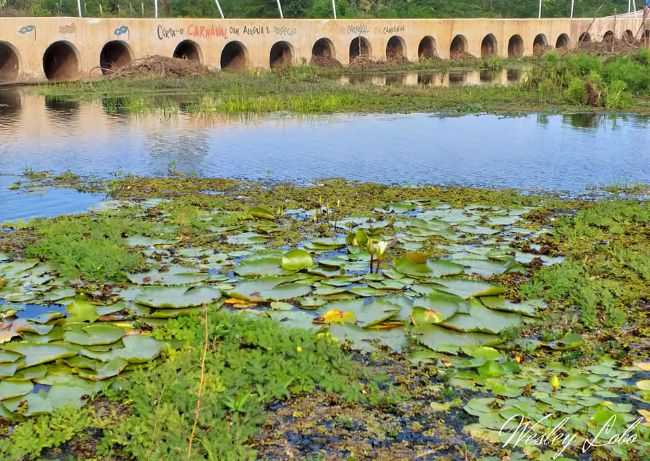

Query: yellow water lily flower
<box><xmin>550</xmin><ymin>375</ymin><xmax>561</xmax><ymax>391</ymax></box>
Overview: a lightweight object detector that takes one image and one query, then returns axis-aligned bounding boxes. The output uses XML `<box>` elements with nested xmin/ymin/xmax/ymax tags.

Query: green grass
<box><xmin>522</xmin><ymin>200</ymin><xmax>649</xmax><ymax>332</ymax></box>
<box><xmin>25</xmin><ymin>215</ymin><xmax>158</xmax><ymax>282</ymax></box>
<box><xmin>36</xmin><ymin>53</ymin><xmax>650</xmax><ymax>116</ymax></box>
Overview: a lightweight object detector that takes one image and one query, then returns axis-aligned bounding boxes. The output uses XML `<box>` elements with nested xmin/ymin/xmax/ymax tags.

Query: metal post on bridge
<box><xmin>77</xmin><ymin>0</ymin><xmax>82</xmax><ymax>17</ymax></box>
<box><xmin>215</xmin><ymin>0</ymin><xmax>224</xmax><ymax>18</ymax></box>
<box><xmin>538</xmin><ymin>0</ymin><xmax>543</xmax><ymax>18</ymax></box>
<box><xmin>276</xmin><ymin>0</ymin><xmax>284</xmax><ymax>19</ymax></box>
<box><xmin>154</xmin><ymin>0</ymin><xmax>158</xmax><ymax>18</ymax></box>
<box><xmin>332</xmin><ymin>0</ymin><xmax>337</xmax><ymax>19</ymax></box>
<box><xmin>570</xmin><ymin>0</ymin><xmax>575</xmax><ymax>18</ymax></box>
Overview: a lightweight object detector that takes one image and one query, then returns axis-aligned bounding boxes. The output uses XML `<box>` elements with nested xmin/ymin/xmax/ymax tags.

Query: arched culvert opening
<box><xmin>312</xmin><ymin>38</ymin><xmax>336</xmax><ymax>62</ymax></box>
<box><xmin>556</xmin><ymin>34</ymin><xmax>570</xmax><ymax>49</ymax></box>
<box><xmin>623</xmin><ymin>30</ymin><xmax>634</xmax><ymax>43</ymax></box>
<box><xmin>578</xmin><ymin>32</ymin><xmax>591</xmax><ymax>47</ymax></box>
<box><xmin>507</xmin><ymin>35</ymin><xmax>524</xmax><ymax>58</ymax></box>
<box><xmin>100</xmin><ymin>41</ymin><xmax>132</xmax><ymax>75</ymax></box>
<box><xmin>0</xmin><ymin>42</ymin><xmax>19</xmax><ymax>83</ymax></box>
<box><xmin>418</xmin><ymin>36</ymin><xmax>437</xmax><ymax>61</ymax></box>
<box><xmin>386</xmin><ymin>35</ymin><xmax>406</xmax><ymax>62</ymax></box>
<box><xmin>270</xmin><ymin>41</ymin><xmax>294</xmax><ymax>69</ymax></box>
<box><xmin>480</xmin><ymin>34</ymin><xmax>497</xmax><ymax>58</ymax></box>
<box><xmin>220</xmin><ymin>41</ymin><xmax>248</xmax><ymax>71</ymax></box>
<box><xmin>349</xmin><ymin>37</ymin><xmax>371</xmax><ymax>63</ymax></box>
<box><xmin>43</xmin><ymin>41</ymin><xmax>79</xmax><ymax>81</ymax></box>
<box><xmin>603</xmin><ymin>31</ymin><xmax>614</xmax><ymax>43</ymax></box>
<box><xmin>173</xmin><ymin>40</ymin><xmax>202</xmax><ymax>63</ymax></box>
<box><xmin>450</xmin><ymin>35</ymin><xmax>468</xmax><ymax>59</ymax></box>
<box><xmin>533</xmin><ymin>34</ymin><xmax>548</xmax><ymax>56</ymax></box>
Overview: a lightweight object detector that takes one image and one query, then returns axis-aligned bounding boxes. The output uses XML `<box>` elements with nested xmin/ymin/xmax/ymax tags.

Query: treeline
<box><xmin>0</xmin><ymin>0</ymin><xmax>638</xmax><ymax>19</ymax></box>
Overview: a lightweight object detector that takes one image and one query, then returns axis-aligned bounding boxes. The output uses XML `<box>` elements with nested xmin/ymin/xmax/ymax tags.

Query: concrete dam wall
<box><xmin>0</xmin><ymin>15</ymin><xmax>646</xmax><ymax>83</ymax></box>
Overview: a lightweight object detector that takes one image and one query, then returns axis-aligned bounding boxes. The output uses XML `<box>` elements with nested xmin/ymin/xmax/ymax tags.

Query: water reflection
<box><xmin>338</xmin><ymin>68</ymin><xmax>526</xmax><ymax>88</ymax></box>
<box><xmin>0</xmin><ymin>88</ymin><xmax>648</xmax><ymax>196</ymax></box>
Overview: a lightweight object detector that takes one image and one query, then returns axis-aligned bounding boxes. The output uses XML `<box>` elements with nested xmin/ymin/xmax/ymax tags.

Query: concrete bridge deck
<box><xmin>0</xmin><ymin>15</ymin><xmax>647</xmax><ymax>83</ymax></box>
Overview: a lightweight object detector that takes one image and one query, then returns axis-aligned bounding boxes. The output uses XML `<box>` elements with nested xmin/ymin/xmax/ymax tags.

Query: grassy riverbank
<box><xmin>0</xmin><ymin>176</ymin><xmax>648</xmax><ymax>459</ymax></box>
<box><xmin>36</xmin><ymin>51</ymin><xmax>650</xmax><ymax>115</ymax></box>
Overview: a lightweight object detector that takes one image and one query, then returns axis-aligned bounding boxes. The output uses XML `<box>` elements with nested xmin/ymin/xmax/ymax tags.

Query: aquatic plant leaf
<box><xmin>0</xmin><ymin>351</ymin><xmax>20</xmax><ymax>363</ymax></box>
<box><xmin>13</xmin><ymin>365</ymin><xmax>47</xmax><ymax>380</ymax></box>
<box><xmin>249</xmin><ymin>206</ymin><xmax>276</xmax><ymax>220</ymax></box>
<box><xmin>411</xmin><ymin>291</ymin><xmax>467</xmax><ymax>325</ymax></box>
<box><xmin>135</xmin><ymin>285</ymin><xmax>221</xmax><ymax>308</ymax></box>
<box><xmin>426</xmin><ymin>259</ymin><xmax>465</xmax><ymax>277</ymax></box>
<box><xmin>235</xmin><ymin>257</ymin><xmax>284</xmax><ymax>276</ymax></box>
<box><xmin>0</xmin><ymin>363</ymin><xmax>17</xmax><ymax>378</ymax></box>
<box><xmin>443</xmin><ymin>302</ymin><xmax>521</xmax><ymax>334</ymax></box>
<box><xmin>480</xmin><ymin>297</ymin><xmax>540</xmax><ymax>317</ymax></box>
<box><xmin>415</xmin><ymin>324</ymin><xmax>500</xmax><ymax>353</ymax></box>
<box><xmin>433</xmin><ymin>279</ymin><xmax>505</xmax><ymax>299</ymax></box>
<box><xmin>462</xmin><ymin>346</ymin><xmax>501</xmax><ymax>361</ymax></box>
<box><xmin>394</xmin><ymin>252</ymin><xmax>430</xmax><ymax>277</ymax></box>
<box><xmin>281</xmin><ymin>249</ymin><xmax>314</xmax><ymax>272</ymax></box>
<box><xmin>66</xmin><ymin>298</ymin><xmax>99</xmax><ymax>323</ymax></box>
<box><xmin>328</xmin><ymin>324</ymin><xmax>406</xmax><ymax>353</ymax></box>
<box><xmin>63</xmin><ymin>324</ymin><xmax>126</xmax><ymax>346</ymax></box>
<box><xmin>0</xmin><ymin>380</ymin><xmax>33</xmax><ymax>400</ymax></box>
<box><xmin>319</xmin><ymin>309</ymin><xmax>356</xmax><ymax>325</ymax></box>
<box><xmin>3</xmin><ymin>343</ymin><xmax>77</xmax><ymax>367</ymax></box>
<box><xmin>229</xmin><ymin>277</ymin><xmax>311</xmax><ymax>302</ymax></box>
<box><xmin>117</xmin><ymin>335</ymin><xmax>162</xmax><ymax>363</ymax></box>
<box><xmin>637</xmin><ymin>380</ymin><xmax>650</xmax><ymax>391</ymax></box>
<box><xmin>127</xmin><ymin>266</ymin><xmax>208</xmax><ymax>285</ymax></box>
<box><xmin>79</xmin><ymin>358</ymin><xmax>129</xmax><ymax>381</ymax></box>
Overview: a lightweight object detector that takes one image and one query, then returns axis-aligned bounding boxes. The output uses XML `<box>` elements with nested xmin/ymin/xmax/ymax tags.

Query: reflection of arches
<box><xmin>0</xmin><ymin>89</ymin><xmax>21</xmax><ymax>122</ymax></box>
<box><xmin>623</xmin><ymin>30</ymin><xmax>634</xmax><ymax>43</ymax></box>
<box><xmin>312</xmin><ymin>38</ymin><xmax>336</xmax><ymax>60</ymax></box>
<box><xmin>386</xmin><ymin>35</ymin><xmax>406</xmax><ymax>61</ymax></box>
<box><xmin>349</xmin><ymin>36</ymin><xmax>371</xmax><ymax>63</ymax></box>
<box><xmin>100</xmin><ymin>41</ymin><xmax>133</xmax><ymax>75</ymax></box>
<box><xmin>43</xmin><ymin>41</ymin><xmax>80</xmax><ymax>81</ymax></box>
<box><xmin>533</xmin><ymin>34</ymin><xmax>548</xmax><ymax>56</ymax></box>
<box><xmin>578</xmin><ymin>32</ymin><xmax>591</xmax><ymax>47</ymax></box>
<box><xmin>270</xmin><ymin>41</ymin><xmax>294</xmax><ymax>69</ymax></box>
<box><xmin>0</xmin><ymin>41</ymin><xmax>20</xmax><ymax>82</ymax></box>
<box><xmin>450</xmin><ymin>35</ymin><xmax>467</xmax><ymax>59</ymax></box>
<box><xmin>645</xmin><ymin>30</ymin><xmax>650</xmax><ymax>47</ymax></box>
<box><xmin>556</xmin><ymin>33</ymin><xmax>570</xmax><ymax>49</ymax></box>
<box><xmin>220</xmin><ymin>41</ymin><xmax>248</xmax><ymax>71</ymax></box>
<box><xmin>508</xmin><ymin>35</ymin><xmax>524</xmax><ymax>57</ymax></box>
<box><xmin>481</xmin><ymin>34</ymin><xmax>497</xmax><ymax>57</ymax></box>
<box><xmin>173</xmin><ymin>40</ymin><xmax>202</xmax><ymax>63</ymax></box>
<box><xmin>418</xmin><ymin>36</ymin><xmax>437</xmax><ymax>60</ymax></box>
<box><xmin>603</xmin><ymin>31</ymin><xmax>615</xmax><ymax>43</ymax></box>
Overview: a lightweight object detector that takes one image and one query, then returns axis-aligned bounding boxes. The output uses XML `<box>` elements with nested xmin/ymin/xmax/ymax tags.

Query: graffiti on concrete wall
<box><xmin>344</xmin><ymin>24</ymin><xmax>369</xmax><ymax>35</ymax></box>
<box><xmin>380</xmin><ymin>25</ymin><xmax>406</xmax><ymax>34</ymax></box>
<box><xmin>17</xmin><ymin>24</ymin><xmax>36</xmax><ymax>40</ymax></box>
<box><xmin>114</xmin><ymin>25</ymin><xmax>130</xmax><ymax>40</ymax></box>
<box><xmin>154</xmin><ymin>23</ymin><xmax>297</xmax><ymax>41</ymax></box>
<box><xmin>187</xmin><ymin>25</ymin><xmax>227</xmax><ymax>40</ymax></box>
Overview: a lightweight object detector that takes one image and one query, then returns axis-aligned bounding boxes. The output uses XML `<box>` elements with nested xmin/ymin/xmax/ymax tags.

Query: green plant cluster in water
<box><xmin>527</xmin><ymin>50</ymin><xmax>650</xmax><ymax>109</ymax></box>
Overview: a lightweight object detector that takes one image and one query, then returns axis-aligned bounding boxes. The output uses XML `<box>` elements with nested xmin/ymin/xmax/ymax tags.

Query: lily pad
<box><xmin>281</xmin><ymin>249</ymin><xmax>314</xmax><ymax>272</ymax></box>
<box><xmin>135</xmin><ymin>286</ymin><xmax>222</xmax><ymax>309</ymax></box>
<box><xmin>63</xmin><ymin>324</ymin><xmax>126</xmax><ymax>346</ymax></box>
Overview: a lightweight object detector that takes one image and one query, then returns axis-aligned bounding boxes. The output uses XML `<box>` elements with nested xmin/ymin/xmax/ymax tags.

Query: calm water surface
<box><xmin>1</xmin><ymin>88</ymin><xmax>649</xmax><ymax>221</ymax></box>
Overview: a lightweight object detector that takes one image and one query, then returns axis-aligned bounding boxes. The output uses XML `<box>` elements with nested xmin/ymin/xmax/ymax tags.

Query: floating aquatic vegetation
<box><xmin>0</xmin><ymin>196</ymin><xmax>573</xmax><ymax>418</ymax></box>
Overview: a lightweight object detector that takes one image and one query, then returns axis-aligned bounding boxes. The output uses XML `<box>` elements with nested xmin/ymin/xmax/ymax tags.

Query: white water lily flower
<box><xmin>367</xmin><ymin>238</ymin><xmax>390</xmax><ymax>258</ymax></box>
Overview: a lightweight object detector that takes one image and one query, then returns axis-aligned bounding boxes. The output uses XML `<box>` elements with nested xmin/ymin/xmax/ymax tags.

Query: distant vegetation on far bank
<box><xmin>0</xmin><ymin>0</ymin><xmax>640</xmax><ymax>19</ymax></box>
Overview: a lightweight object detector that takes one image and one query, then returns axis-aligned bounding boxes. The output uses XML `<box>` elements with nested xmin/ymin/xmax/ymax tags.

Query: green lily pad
<box><xmin>281</xmin><ymin>249</ymin><xmax>314</xmax><ymax>272</ymax></box>
<box><xmin>433</xmin><ymin>279</ymin><xmax>505</xmax><ymax>299</ymax></box>
<box><xmin>63</xmin><ymin>324</ymin><xmax>126</xmax><ymax>346</ymax></box>
<box><xmin>0</xmin><ymin>380</ymin><xmax>33</xmax><ymax>400</ymax></box>
<box><xmin>443</xmin><ymin>302</ymin><xmax>521</xmax><ymax>334</ymax></box>
<box><xmin>3</xmin><ymin>343</ymin><xmax>78</xmax><ymax>367</ymax></box>
<box><xmin>415</xmin><ymin>324</ymin><xmax>501</xmax><ymax>353</ymax></box>
<box><xmin>135</xmin><ymin>285</ymin><xmax>222</xmax><ymax>308</ymax></box>
<box><xmin>235</xmin><ymin>256</ymin><xmax>284</xmax><ymax>276</ymax></box>
<box><xmin>66</xmin><ymin>298</ymin><xmax>99</xmax><ymax>323</ymax></box>
<box><xmin>427</xmin><ymin>259</ymin><xmax>465</xmax><ymax>277</ymax></box>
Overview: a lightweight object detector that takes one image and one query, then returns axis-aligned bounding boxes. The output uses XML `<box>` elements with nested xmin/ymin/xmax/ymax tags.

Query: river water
<box><xmin>1</xmin><ymin>87</ymin><xmax>649</xmax><ymax>222</ymax></box>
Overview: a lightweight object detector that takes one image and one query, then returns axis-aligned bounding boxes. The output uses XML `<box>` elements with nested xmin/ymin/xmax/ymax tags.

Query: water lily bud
<box><xmin>550</xmin><ymin>375</ymin><xmax>561</xmax><ymax>391</ymax></box>
<box><xmin>296</xmin><ymin>346</ymin><xmax>303</xmax><ymax>353</ymax></box>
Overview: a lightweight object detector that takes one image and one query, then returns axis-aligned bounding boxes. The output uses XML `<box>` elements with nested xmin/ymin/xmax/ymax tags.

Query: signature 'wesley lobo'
<box><xmin>499</xmin><ymin>414</ymin><xmax>642</xmax><ymax>459</ymax></box>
